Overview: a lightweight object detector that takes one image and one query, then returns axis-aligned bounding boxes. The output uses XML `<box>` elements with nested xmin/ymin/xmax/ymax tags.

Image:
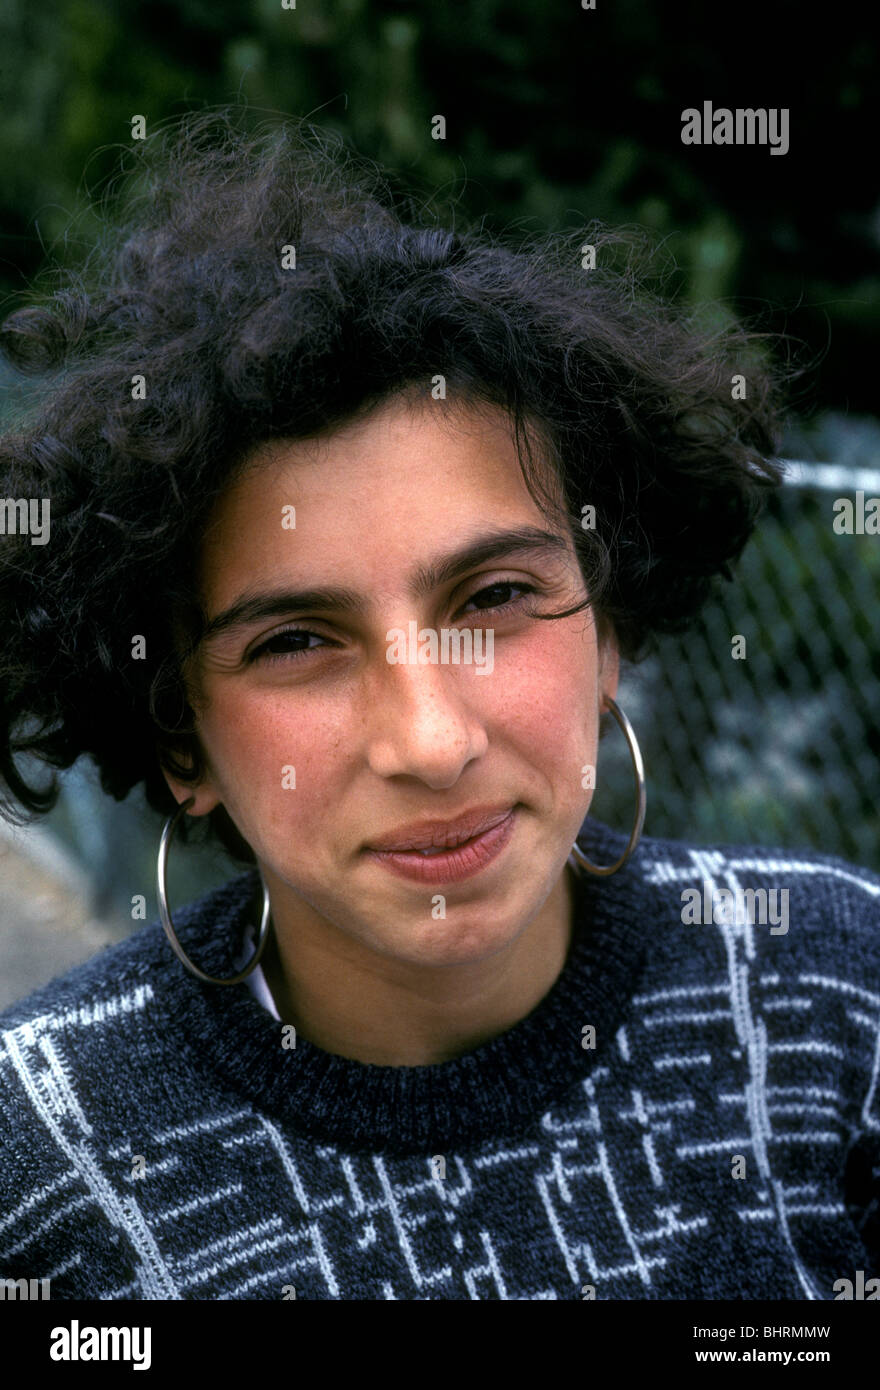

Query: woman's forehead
<box><xmin>196</xmin><ymin>398</ymin><xmax>563</xmax><ymax>599</ymax></box>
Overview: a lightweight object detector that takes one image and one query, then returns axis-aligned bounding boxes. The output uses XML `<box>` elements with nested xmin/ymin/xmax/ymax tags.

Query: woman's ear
<box><xmin>156</xmin><ymin>740</ymin><xmax>222</xmax><ymax>817</ymax></box>
<box><xmin>599</xmin><ymin>635</ymin><xmax>620</xmax><ymax>708</ymax></box>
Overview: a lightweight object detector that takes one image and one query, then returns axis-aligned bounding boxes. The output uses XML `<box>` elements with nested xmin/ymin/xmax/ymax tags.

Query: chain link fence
<box><xmin>597</xmin><ymin>453</ymin><xmax>880</xmax><ymax>872</ymax></box>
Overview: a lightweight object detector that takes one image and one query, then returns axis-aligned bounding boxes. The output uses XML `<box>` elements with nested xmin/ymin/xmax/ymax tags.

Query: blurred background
<box><xmin>0</xmin><ymin>0</ymin><xmax>878</xmax><ymax>1006</ymax></box>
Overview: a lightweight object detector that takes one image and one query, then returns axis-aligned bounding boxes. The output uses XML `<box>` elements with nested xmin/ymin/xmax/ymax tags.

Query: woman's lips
<box><xmin>363</xmin><ymin>809</ymin><xmax>517</xmax><ymax>884</ymax></box>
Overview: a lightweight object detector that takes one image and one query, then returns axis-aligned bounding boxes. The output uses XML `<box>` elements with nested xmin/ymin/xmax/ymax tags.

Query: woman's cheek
<box><xmin>495</xmin><ymin>628</ymin><xmax>595</xmax><ymax>755</ymax></box>
<box><xmin>201</xmin><ymin>688</ymin><xmax>329</xmax><ymax>830</ymax></box>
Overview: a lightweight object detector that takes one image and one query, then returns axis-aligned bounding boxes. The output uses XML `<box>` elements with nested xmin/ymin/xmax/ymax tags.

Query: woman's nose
<box><xmin>363</xmin><ymin>655</ymin><xmax>490</xmax><ymax>786</ymax></box>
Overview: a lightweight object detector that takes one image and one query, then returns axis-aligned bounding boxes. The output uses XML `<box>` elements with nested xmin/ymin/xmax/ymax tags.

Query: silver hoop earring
<box><xmin>568</xmin><ymin>696</ymin><xmax>646</xmax><ymax>877</ymax></box>
<box><xmin>157</xmin><ymin>795</ymin><xmax>272</xmax><ymax>985</ymax></box>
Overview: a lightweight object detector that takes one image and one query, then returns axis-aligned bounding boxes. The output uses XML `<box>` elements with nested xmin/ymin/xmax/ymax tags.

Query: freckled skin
<box><xmin>162</xmin><ymin>396</ymin><xmax>619</xmax><ymax>1064</ymax></box>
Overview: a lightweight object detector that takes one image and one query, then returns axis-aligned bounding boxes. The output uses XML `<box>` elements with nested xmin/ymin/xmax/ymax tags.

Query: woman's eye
<box><xmin>459</xmin><ymin>581</ymin><xmax>536</xmax><ymax>614</ymax></box>
<box><xmin>249</xmin><ymin>628</ymin><xmax>324</xmax><ymax>664</ymax></box>
<box><xmin>249</xmin><ymin>584</ymin><xmax>536</xmax><ymax>665</ymax></box>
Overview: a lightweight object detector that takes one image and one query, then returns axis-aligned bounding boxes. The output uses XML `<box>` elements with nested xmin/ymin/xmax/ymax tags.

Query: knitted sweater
<box><xmin>1</xmin><ymin>820</ymin><xmax>879</xmax><ymax>1301</ymax></box>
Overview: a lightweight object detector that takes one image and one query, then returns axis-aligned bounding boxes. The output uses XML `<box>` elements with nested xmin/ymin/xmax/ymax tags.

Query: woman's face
<box><xmin>165</xmin><ymin>394</ymin><xmax>618</xmax><ymax>968</ymax></box>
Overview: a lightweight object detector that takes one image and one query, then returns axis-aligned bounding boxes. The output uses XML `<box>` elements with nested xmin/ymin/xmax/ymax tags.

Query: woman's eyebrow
<box><xmin>198</xmin><ymin>525</ymin><xmax>572</xmax><ymax>645</ymax></box>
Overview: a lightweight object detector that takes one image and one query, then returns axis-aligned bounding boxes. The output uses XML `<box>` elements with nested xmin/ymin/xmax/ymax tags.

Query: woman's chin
<box><xmin>365</xmin><ymin>910</ymin><xmax>529</xmax><ymax>970</ymax></box>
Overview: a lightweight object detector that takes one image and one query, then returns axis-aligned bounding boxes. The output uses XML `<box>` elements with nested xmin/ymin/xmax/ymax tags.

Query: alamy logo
<box><xmin>0</xmin><ymin>497</ymin><xmax>51</xmax><ymax>545</ymax></box>
<box><xmin>681</xmin><ymin>102</ymin><xmax>789</xmax><ymax>155</ymax></box>
<box><xmin>832</xmin><ymin>1270</ymin><xmax>880</xmax><ymax>1300</ymax></box>
<box><xmin>832</xmin><ymin>491</ymin><xmax>880</xmax><ymax>534</ymax></box>
<box><xmin>386</xmin><ymin>622</ymin><xmax>494</xmax><ymax>674</ymax></box>
<box><xmin>680</xmin><ymin>881</ymin><xmax>789</xmax><ymax>934</ymax></box>
<box><xmin>0</xmin><ymin>1276</ymin><xmax>50</xmax><ymax>1299</ymax></box>
<box><xmin>50</xmin><ymin>1320</ymin><xmax>151</xmax><ymax>1370</ymax></box>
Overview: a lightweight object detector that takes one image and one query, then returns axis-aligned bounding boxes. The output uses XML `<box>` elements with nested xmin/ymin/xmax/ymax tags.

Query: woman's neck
<box><xmin>259</xmin><ymin>861</ymin><xmax>577</xmax><ymax>1066</ymax></box>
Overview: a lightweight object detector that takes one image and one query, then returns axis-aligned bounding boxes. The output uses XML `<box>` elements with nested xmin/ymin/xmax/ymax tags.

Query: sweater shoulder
<box><xmin>635</xmin><ymin>826</ymin><xmax>880</xmax><ymax>901</ymax></box>
<box><xmin>636</xmin><ymin>824</ymin><xmax>880</xmax><ymax>890</ymax></box>
<box><xmin>629</xmin><ymin>826</ymin><xmax>880</xmax><ymax>971</ymax></box>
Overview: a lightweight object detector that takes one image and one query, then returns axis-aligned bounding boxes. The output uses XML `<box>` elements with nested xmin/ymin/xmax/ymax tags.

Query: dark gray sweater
<box><xmin>1</xmin><ymin>821</ymin><xmax>879</xmax><ymax>1300</ymax></box>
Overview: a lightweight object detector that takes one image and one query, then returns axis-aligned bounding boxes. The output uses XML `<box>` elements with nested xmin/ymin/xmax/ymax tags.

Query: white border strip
<box><xmin>778</xmin><ymin>460</ymin><xmax>880</xmax><ymax>493</ymax></box>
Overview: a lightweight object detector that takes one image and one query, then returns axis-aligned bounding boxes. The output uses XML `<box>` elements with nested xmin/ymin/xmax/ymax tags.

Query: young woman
<box><xmin>0</xmin><ymin>111</ymin><xmax>877</xmax><ymax>1301</ymax></box>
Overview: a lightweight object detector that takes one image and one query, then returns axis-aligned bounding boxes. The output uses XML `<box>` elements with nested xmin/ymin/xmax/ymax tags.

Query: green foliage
<box><xmin>0</xmin><ymin>1</ymin><xmax>877</xmax><ymax>408</ymax></box>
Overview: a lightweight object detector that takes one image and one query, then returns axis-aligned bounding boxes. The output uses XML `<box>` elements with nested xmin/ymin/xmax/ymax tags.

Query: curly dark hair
<box><xmin>0</xmin><ymin>108</ymin><xmax>786</xmax><ymax>865</ymax></box>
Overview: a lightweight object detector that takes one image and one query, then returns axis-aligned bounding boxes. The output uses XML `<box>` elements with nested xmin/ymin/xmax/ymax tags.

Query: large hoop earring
<box><xmin>568</xmin><ymin>696</ymin><xmax>646</xmax><ymax>877</ymax></box>
<box><xmin>157</xmin><ymin>796</ymin><xmax>272</xmax><ymax>985</ymax></box>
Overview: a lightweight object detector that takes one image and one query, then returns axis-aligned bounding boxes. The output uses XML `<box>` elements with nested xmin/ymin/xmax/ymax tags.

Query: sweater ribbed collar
<box><xmin>160</xmin><ymin>821</ymin><xmax>651</xmax><ymax>1155</ymax></box>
